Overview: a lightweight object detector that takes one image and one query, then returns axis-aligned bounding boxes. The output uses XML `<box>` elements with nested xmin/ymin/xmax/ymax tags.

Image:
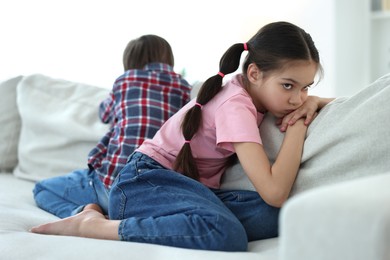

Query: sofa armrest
<box><xmin>279</xmin><ymin>172</ymin><xmax>390</xmax><ymax>260</ymax></box>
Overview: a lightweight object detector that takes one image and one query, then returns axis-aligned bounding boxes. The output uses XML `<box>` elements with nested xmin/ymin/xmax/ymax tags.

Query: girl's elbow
<box><xmin>262</xmin><ymin>191</ymin><xmax>289</xmax><ymax>208</ymax></box>
<box><xmin>266</xmin><ymin>198</ymin><xmax>285</xmax><ymax>208</ymax></box>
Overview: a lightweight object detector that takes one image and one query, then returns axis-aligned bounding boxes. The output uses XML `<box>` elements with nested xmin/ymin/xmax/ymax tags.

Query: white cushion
<box><xmin>221</xmin><ymin>72</ymin><xmax>390</xmax><ymax>196</ymax></box>
<box><xmin>279</xmin><ymin>171</ymin><xmax>390</xmax><ymax>260</ymax></box>
<box><xmin>13</xmin><ymin>74</ymin><xmax>110</xmax><ymax>181</ymax></box>
<box><xmin>0</xmin><ymin>75</ymin><xmax>23</xmax><ymax>172</ymax></box>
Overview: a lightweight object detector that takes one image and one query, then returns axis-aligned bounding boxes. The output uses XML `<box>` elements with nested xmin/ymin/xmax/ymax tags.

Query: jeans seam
<box><xmin>118</xmin><ymin>214</ymin><xmax>220</xmax><ymax>241</ymax></box>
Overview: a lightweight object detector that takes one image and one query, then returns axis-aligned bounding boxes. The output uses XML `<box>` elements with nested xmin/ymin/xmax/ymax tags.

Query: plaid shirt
<box><xmin>88</xmin><ymin>63</ymin><xmax>191</xmax><ymax>188</ymax></box>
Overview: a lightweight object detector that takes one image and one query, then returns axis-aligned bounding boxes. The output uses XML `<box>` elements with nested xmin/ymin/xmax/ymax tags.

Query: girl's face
<box><xmin>246</xmin><ymin>60</ymin><xmax>318</xmax><ymax>118</ymax></box>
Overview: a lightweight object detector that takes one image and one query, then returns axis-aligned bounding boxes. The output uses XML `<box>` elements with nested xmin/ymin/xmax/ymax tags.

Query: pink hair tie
<box><xmin>217</xmin><ymin>72</ymin><xmax>225</xmax><ymax>78</ymax></box>
<box><xmin>195</xmin><ymin>102</ymin><xmax>203</xmax><ymax>109</ymax></box>
<box><xmin>184</xmin><ymin>140</ymin><xmax>191</xmax><ymax>144</ymax></box>
<box><xmin>243</xmin><ymin>42</ymin><xmax>248</xmax><ymax>51</ymax></box>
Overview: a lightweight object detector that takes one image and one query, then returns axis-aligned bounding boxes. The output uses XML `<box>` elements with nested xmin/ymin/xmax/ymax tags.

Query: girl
<box><xmin>31</xmin><ymin>22</ymin><xmax>333</xmax><ymax>252</ymax></box>
<box><xmin>32</xmin><ymin>34</ymin><xmax>191</xmax><ymax>218</ymax></box>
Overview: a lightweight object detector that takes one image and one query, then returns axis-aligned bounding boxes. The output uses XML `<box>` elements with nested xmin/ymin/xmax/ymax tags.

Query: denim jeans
<box><xmin>213</xmin><ymin>189</ymin><xmax>280</xmax><ymax>241</ymax></box>
<box><xmin>33</xmin><ymin>168</ymin><xmax>109</xmax><ymax>218</ymax></box>
<box><xmin>33</xmin><ymin>152</ymin><xmax>279</xmax><ymax>251</ymax></box>
<box><xmin>108</xmin><ymin>152</ymin><xmax>280</xmax><ymax>251</ymax></box>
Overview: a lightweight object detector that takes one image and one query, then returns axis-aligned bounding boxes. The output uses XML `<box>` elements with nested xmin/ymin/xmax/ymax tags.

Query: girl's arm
<box><xmin>278</xmin><ymin>96</ymin><xmax>335</xmax><ymax>132</ymax></box>
<box><xmin>233</xmin><ymin>119</ymin><xmax>307</xmax><ymax>207</ymax></box>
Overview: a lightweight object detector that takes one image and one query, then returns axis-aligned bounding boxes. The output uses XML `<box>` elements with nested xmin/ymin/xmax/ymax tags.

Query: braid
<box><xmin>173</xmin><ymin>43</ymin><xmax>247</xmax><ymax>180</ymax></box>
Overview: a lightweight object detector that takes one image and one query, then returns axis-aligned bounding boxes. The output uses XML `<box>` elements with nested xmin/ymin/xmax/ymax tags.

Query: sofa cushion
<box><xmin>279</xmin><ymin>171</ymin><xmax>390</xmax><ymax>260</ymax></box>
<box><xmin>13</xmin><ymin>74</ymin><xmax>110</xmax><ymax>181</ymax></box>
<box><xmin>221</xmin><ymin>73</ymin><xmax>390</xmax><ymax>196</ymax></box>
<box><xmin>0</xmin><ymin>75</ymin><xmax>23</xmax><ymax>172</ymax></box>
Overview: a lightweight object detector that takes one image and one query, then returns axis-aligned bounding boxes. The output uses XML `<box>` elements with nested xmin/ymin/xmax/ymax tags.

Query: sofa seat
<box><xmin>0</xmin><ymin>173</ymin><xmax>278</xmax><ymax>260</ymax></box>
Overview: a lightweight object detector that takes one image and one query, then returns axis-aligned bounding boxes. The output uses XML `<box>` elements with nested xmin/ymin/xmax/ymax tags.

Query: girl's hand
<box><xmin>277</xmin><ymin>96</ymin><xmax>334</xmax><ymax>132</ymax></box>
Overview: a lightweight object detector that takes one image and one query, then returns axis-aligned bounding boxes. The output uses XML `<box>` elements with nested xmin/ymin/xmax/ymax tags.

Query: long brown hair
<box><xmin>174</xmin><ymin>21</ymin><xmax>321</xmax><ymax>180</ymax></box>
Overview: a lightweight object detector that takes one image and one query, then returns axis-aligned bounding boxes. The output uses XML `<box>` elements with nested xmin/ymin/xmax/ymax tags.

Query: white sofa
<box><xmin>1</xmin><ymin>73</ymin><xmax>389</xmax><ymax>260</ymax></box>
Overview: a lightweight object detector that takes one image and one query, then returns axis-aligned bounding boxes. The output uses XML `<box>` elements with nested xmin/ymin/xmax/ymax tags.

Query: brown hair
<box><xmin>173</xmin><ymin>21</ymin><xmax>321</xmax><ymax>181</ymax></box>
<box><xmin>123</xmin><ymin>34</ymin><xmax>174</xmax><ymax>71</ymax></box>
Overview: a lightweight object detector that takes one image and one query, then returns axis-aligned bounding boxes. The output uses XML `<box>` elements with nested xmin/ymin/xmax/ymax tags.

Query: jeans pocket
<box><xmin>215</xmin><ymin>190</ymin><xmax>261</xmax><ymax>203</ymax></box>
<box><xmin>134</xmin><ymin>155</ymin><xmax>165</xmax><ymax>176</ymax></box>
<box><xmin>215</xmin><ymin>190</ymin><xmax>240</xmax><ymax>203</ymax></box>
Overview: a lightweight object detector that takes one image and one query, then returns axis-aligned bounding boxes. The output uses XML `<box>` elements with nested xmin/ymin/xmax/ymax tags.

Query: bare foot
<box><xmin>30</xmin><ymin>207</ymin><xmax>120</xmax><ymax>240</ymax></box>
<box><xmin>84</xmin><ymin>204</ymin><xmax>108</xmax><ymax>219</ymax></box>
<box><xmin>84</xmin><ymin>203</ymin><xmax>104</xmax><ymax>213</ymax></box>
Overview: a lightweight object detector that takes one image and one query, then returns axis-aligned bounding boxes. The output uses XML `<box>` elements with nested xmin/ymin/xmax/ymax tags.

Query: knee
<box><xmin>181</xmin><ymin>215</ymin><xmax>248</xmax><ymax>252</ymax></box>
<box><xmin>32</xmin><ymin>178</ymin><xmax>61</xmax><ymax>206</ymax></box>
<box><xmin>33</xmin><ymin>180</ymin><xmax>46</xmax><ymax>198</ymax></box>
<box><xmin>32</xmin><ymin>180</ymin><xmax>54</xmax><ymax>208</ymax></box>
<box><xmin>216</xmin><ymin>220</ymin><xmax>248</xmax><ymax>251</ymax></box>
<box><xmin>203</xmin><ymin>215</ymin><xmax>247</xmax><ymax>252</ymax></box>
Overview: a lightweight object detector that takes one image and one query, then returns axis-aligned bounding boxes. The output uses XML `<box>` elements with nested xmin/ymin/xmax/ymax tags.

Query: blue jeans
<box><xmin>33</xmin><ymin>168</ymin><xmax>109</xmax><ymax>218</ymax></box>
<box><xmin>33</xmin><ymin>152</ymin><xmax>279</xmax><ymax>251</ymax></box>
<box><xmin>213</xmin><ymin>189</ymin><xmax>280</xmax><ymax>241</ymax></box>
<box><xmin>108</xmin><ymin>152</ymin><xmax>280</xmax><ymax>251</ymax></box>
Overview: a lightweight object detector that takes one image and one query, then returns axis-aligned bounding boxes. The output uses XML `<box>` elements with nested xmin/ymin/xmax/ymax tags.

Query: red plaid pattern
<box><xmin>87</xmin><ymin>63</ymin><xmax>191</xmax><ymax>188</ymax></box>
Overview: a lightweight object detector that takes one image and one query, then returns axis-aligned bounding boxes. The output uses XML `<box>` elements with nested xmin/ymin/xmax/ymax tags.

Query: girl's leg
<box><xmin>108</xmin><ymin>153</ymin><xmax>248</xmax><ymax>251</ymax></box>
<box><xmin>31</xmin><ymin>153</ymin><xmax>248</xmax><ymax>251</ymax></box>
<box><xmin>213</xmin><ymin>189</ymin><xmax>280</xmax><ymax>241</ymax></box>
<box><xmin>33</xmin><ymin>169</ymin><xmax>109</xmax><ymax>218</ymax></box>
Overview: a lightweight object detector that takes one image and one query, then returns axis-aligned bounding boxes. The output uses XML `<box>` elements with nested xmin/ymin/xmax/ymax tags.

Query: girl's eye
<box><xmin>282</xmin><ymin>84</ymin><xmax>293</xmax><ymax>90</ymax></box>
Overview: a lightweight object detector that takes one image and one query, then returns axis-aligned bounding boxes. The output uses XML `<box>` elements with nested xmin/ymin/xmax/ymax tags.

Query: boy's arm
<box><xmin>99</xmin><ymin>92</ymin><xmax>115</xmax><ymax>124</ymax></box>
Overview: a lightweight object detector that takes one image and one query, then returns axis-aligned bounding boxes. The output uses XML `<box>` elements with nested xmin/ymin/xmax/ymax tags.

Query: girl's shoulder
<box><xmin>205</xmin><ymin>74</ymin><xmax>254</xmax><ymax>113</ymax></box>
<box><xmin>218</xmin><ymin>74</ymin><xmax>251</xmax><ymax>101</ymax></box>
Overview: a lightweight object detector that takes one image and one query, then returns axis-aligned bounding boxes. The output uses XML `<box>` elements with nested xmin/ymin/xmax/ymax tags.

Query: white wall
<box><xmin>334</xmin><ymin>0</ymin><xmax>371</xmax><ymax>97</ymax></box>
<box><xmin>0</xmin><ymin>0</ymin><xmax>367</xmax><ymax>97</ymax></box>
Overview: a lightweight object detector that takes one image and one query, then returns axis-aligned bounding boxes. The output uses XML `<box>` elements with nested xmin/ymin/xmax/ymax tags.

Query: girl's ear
<box><xmin>247</xmin><ymin>63</ymin><xmax>262</xmax><ymax>84</ymax></box>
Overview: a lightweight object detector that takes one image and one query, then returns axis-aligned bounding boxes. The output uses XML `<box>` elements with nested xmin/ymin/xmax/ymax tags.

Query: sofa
<box><xmin>1</xmin><ymin>73</ymin><xmax>389</xmax><ymax>260</ymax></box>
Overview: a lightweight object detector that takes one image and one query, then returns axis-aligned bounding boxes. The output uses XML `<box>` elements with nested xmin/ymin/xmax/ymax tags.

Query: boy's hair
<box><xmin>123</xmin><ymin>34</ymin><xmax>174</xmax><ymax>71</ymax></box>
<box><xmin>173</xmin><ymin>21</ymin><xmax>321</xmax><ymax>181</ymax></box>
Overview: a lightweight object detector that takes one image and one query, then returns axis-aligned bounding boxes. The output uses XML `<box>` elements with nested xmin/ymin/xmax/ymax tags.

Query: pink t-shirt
<box><xmin>136</xmin><ymin>74</ymin><xmax>264</xmax><ymax>188</ymax></box>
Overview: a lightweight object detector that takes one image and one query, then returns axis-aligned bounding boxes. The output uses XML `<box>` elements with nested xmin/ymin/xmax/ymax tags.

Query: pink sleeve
<box><xmin>215</xmin><ymin>94</ymin><xmax>262</xmax><ymax>152</ymax></box>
